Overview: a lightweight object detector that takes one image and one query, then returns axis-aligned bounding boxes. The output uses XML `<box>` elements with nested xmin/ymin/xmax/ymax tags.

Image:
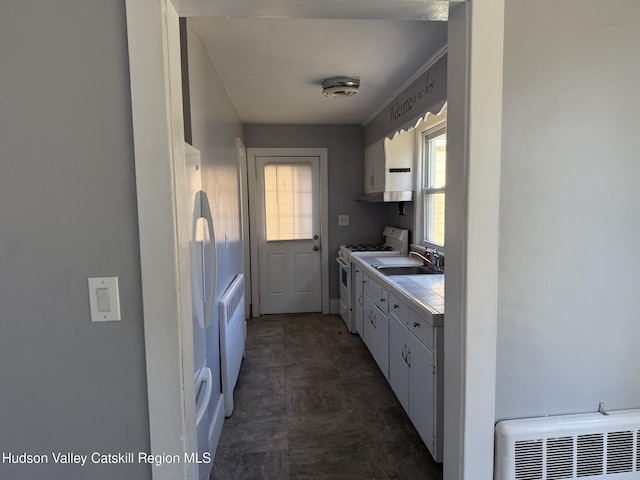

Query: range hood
<box><xmin>357</xmin><ymin>181</ymin><xmax>413</xmax><ymax>202</ymax></box>
<box><xmin>358</xmin><ymin>129</ymin><xmax>415</xmax><ymax>202</ymax></box>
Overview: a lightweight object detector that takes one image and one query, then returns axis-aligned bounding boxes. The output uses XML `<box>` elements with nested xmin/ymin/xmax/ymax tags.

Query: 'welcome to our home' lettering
<box><xmin>389</xmin><ymin>73</ymin><xmax>435</xmax><ymax>122</ymax></box>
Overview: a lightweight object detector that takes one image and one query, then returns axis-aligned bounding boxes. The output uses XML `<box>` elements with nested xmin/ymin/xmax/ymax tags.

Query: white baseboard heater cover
<box><xmin>495</xmin><ymin>409</ymin><xmax>640</xmax><ymax>480</ymax></box>
<box><xmin>218</xmin><ymin>274</ymin><xmax>246</xmax><ymax>417</ymax></box>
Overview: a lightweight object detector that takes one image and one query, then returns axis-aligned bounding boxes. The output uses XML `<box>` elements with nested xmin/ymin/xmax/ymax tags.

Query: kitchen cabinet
<box><xmin>354</xmin><ymin>265</ymin><xmax>365</xmax><ymax>338</ymax></box>
<box><xmin>408</xmin><ymin>308</ymin><xmax>434</xmax><ymax>350</ymax></box>
<box><xmin>388</xmin><ymin>298</ymin><xmax>439</xmax><ymax>461</ymax></box>
<box><xmin>356</xmin><ymin>257</ymin><xmax>443</xmax><ymax>463</ymax></box>
<box><xmin>363</xmin><ymin>131</ymin><xmax>415</xmax><ymax>195</ymax></box>
<box><xmin>407</xmin><ymin>329</ymin><xmax>437</xmax><ymax>458</ymax></box>
<box><xmin>363</xmin><ymin>287</ymin><xmax>389</xmax><ymax>379</ymax></box>
<box><xmin>389</xmin><ymin>313</ymin><xmax>409</xmax><ymax>412</ymax></box>
<box><xmin>363</xmin><ymin>139</ymin><xmax>386</xmax><ymax>193</ymax></box>
<box><xmin>365</xmin><ymin>273</ymin><xmax>388</xmax><ymax>312</ymax></box>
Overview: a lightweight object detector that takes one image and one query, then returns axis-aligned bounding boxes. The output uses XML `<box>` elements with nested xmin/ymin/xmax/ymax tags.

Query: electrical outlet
<box><xmin>338</xmin><ymin>215</ymin><xmax>349</xmax><ymax>226</ymax></box>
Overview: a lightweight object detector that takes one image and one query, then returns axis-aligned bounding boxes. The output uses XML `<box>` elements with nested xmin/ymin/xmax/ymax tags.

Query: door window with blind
<box><xmin>421</xmin><ymin>127</ymin><xmax>447</xmax><ymax>247</ymax></box>
<box><xmin>264</xmin><ymin>163</ymin><xmax>313</xmax><ymax>241</ymax></box>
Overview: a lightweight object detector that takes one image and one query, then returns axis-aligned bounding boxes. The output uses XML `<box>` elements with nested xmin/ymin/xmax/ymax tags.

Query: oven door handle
<box><xmin>336</xmin><ymin>257</ymin><xmax>349</xmax><ymax>268</ymax></box>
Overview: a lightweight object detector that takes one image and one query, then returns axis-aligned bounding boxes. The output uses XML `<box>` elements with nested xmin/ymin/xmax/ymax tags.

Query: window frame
<box><xmin>415</xmin><ymin>119</ymin><xmax>447</xmax><ymax>253</ymax></box>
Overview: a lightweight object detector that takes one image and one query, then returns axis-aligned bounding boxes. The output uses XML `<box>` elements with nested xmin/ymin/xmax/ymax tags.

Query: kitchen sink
<box><xmin>374</xmin><ymin>265</ymin><xmax>442</xmax><ymax>276</ymax></box>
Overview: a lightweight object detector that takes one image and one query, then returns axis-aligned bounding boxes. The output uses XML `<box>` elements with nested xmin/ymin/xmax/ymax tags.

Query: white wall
<box><xmin>0</xmin><ymin>1</ymin><xmax>150</xmax><ymax>479</ymax></box>
<box><xmin>496</xmin><ymin>0</ymin><xmax>640</xmax><ymax>420</ymax></box>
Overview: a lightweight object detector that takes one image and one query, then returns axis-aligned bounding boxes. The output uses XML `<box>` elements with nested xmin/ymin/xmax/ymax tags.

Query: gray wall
<box><xmin>244</xmin><ymin>125</ymin><xmax>392</xmax><ymax>300</ymax></box>
<box><xmin>390</xmin><ymin>201</ymin><xmax>415</xmax><ymax>243</ymax></box>
<box><xmin>496</xmin><ymin>0</ymin><xmax>640</xmax><ymax>420</ymax></box>
<box><xmin>364</xmin><ymin>55</ymin><xmax>447</xmax><ymax>147</ymax></box>
<box><xmin>184</xmin><ymin>20</ymin><xmax>245</xmax><ymax>410</ymax></box>
<box><xmin>0</xmin><ymin>1</ymin><xmax>150</xmax><ymax>479</ymax></box>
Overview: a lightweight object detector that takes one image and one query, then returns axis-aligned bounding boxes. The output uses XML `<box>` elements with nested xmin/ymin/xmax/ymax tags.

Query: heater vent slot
<box><xmin>515</xmin><ymin>440</ymin><xmax>543</xmax><ymax>480</ymax></box>
<box><xmin>547</xmin><ymin>436</ymin><xmax>573</xmax><ymax>479</ymax></box>
<box><xmin>606</xmin><ymin>431</ymin><xmax>633</xmax><ymax>474</ymax></box>
<box><xmin>576</xmin><ymin>433</ymin><xmax>604</xmax><ymax>477</ymax></box>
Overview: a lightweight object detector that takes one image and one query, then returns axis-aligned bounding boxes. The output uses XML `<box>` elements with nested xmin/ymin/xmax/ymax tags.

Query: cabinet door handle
<box><xmin>406</xmin><ymin>349</ymin><xmax>411</xmax><ymax>367</ymax></box>
<box><xmin>401</xmin><ymin>345</ymin><xmax>408</xmax><ymax>363</ymax></box>
<box><xmin>413</xmin><ymin>321</ymin><xmax>420</xmax><ymax>328</ymax></box>
<box><xmin>393</xmin><ymin>304</ymin><xmax>399</xmax><ymax>309</ymax></box>
<box><xmin>380</xmin><ymin>298</ymin><xmax>386</xmax><ymax>303</ymax></box>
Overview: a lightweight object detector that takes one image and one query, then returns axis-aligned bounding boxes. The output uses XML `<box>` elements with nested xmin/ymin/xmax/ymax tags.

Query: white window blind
<box><xmin>264</xmin><ymin>163</ymin><xmax>313</xmax><ymax>241</ymax></box>
<box><xmin>423</xmin><ymin>132</ymin><xmax>446</xmax><ymax>246</ymax></box>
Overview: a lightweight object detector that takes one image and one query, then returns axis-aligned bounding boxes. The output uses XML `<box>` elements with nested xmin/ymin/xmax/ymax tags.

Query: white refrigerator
<box><xmin>185</xmin><ymin>144</ymin><xmax>216</xmax><ymax>480</ymax></box>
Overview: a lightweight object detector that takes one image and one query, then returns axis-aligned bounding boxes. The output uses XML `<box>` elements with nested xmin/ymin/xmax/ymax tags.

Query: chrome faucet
<box><xmin>432</xmin><ymin>249</ymin><xmax>443</xmax><ymax>271</ymax></box>
<box><xmin>410</xmin><ymin>250</ymin><xmax>432</xmax><ymax>264</ymax></box>
<box><xmin>410</xmin><ymin>250</ymin><xmax>444</xmax><ymax>272</ymax></box>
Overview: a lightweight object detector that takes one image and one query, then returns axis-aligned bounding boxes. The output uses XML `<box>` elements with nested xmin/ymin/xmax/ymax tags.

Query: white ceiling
<box><xmin>178</xmin><ymin>0</ymin><xmax>452</xmax><ymax>125</ymax></box>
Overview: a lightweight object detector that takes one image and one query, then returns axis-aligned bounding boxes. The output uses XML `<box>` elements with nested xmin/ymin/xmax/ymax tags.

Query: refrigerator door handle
<box><xmin>198</xmin><ymin>190</ymin><xmax>217</xmax><ymax>330</ymax></box>
<box><xmin>194</xmin><ymin>367</ymin><xmax>212</xmax><ymax>427</ymax></box>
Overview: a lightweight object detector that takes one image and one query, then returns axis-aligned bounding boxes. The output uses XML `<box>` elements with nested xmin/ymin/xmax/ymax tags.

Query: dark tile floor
<box><xmin>211</xmin><ymin>313</ymin><xmax>442</xmax><ymax>480</ymax></box>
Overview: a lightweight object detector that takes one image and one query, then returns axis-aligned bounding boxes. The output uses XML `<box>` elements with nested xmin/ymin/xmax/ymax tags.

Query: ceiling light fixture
<box><xmin>322</xmin><ymin>76</ymin><xmax>360</xmax><ymax>98</ymax></box>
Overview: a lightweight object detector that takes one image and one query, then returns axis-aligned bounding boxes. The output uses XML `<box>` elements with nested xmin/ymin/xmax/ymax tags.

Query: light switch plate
<box><xmin>338</xmin><ymin>214</ymin><xmax>350</xmax><ymax>226</ymax></box>
<box><xmin>88</xmin><ymin>277</ymin><xmax>121</xmax><ymax>322</ymax></box>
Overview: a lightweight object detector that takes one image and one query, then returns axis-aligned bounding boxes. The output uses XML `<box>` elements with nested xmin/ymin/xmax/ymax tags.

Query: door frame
<box><xmin>125</xmin><ymin>1</ymin><xmax>198</xmax><ymax>479</ymax></box>
<box><xmin>125</xmin><ymin>1</ymin><xmax>506</xmax><ymax>479</ymax></box>
<box><xmin>247</xmin><ymin>147</ymin><xmax>329</xmax><ymax>317</ymax></box>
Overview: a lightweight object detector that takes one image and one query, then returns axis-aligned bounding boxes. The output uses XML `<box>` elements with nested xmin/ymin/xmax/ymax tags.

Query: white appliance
<box><xmin>185</xmin><ymin>144</ymin><xmax>216</xmax><ymax>480</ymax></box>
<box><xmin>495</xmin><ymin>409</ymin><xmax>640</xmax><ymax>480</ymax></box>
<box><xmin>336</xmin><ymin>226</ymin><xmax>409</xmax><ymax>333</ymax></box>
<box><xmin>218</xmin><ymin>273</ymin><xmax>246</xmax><ymax>417</ymax></box>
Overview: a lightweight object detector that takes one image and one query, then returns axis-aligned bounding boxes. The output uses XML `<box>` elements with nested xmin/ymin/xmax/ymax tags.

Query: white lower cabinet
<box><xmin>388</xmin><ymin>314</ymin><xmax>409</xmax><ymax>412</ymax></box>
<box><xmin>389</xmin><ymin>310</ymin><xmax>438</xmax><ymax>459</ymax></box>
<box><xmin>407</xmin><ymin>330</ymin><xmax>436</xmax><ymax>457</ymax></box>
<box><xmin>363</xmin><ymin>293</ymin><xmax>389</xmax><ymax>379</ymax></box>
<box><xmin>359</xmin><ymin>266</ymin><xmax>442</xmax><ymax>463</ymax></box>
<box><xmin>354</xmin><ymin>266</ymin><xmax>365</xmax><ymax>338</ymax></box>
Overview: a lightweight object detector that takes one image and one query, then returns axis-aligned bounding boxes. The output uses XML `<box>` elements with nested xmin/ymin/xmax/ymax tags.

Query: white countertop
<box><xmin>353</xmin><ymin>255</ymin><xmax>445</xmax><ymax>326</ymax></box>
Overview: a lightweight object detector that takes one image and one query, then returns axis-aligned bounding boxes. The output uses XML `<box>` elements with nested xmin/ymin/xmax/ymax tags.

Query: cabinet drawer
<box><xmin>366</xmin><ymin>276</ymin><xmax>388</xmax><ymax>313</ymax></box>
<box><xmin>408</xmin><ymin>309</ymin><xmax>434</xmax><ymax>349</ymax></box>
<box><xmin>388</xmin><ymin>292</ymin><xmax>407</xmax><ymax>325</ymax></box>
<box><xmin>363</xmin><ymin>294</ymin><xmax>390</xmax><ymax>379</ymax></box>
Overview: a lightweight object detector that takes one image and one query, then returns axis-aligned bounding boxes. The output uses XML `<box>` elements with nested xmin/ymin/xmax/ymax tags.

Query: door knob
<box><xmin>313</xmin><ymin>245</ymin><xmax>320</xmax><ymax>251</ymax></box>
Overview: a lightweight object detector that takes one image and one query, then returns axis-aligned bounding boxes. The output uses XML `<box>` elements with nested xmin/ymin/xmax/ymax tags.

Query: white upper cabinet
<box><xmin>362</xmin><ymin>130</ymin><xmax>415</xmax><ymax>198</ymax></box>
<box><xmin>364</xmin><ymin>139</ymin><xmax>386</xmax><ymax>193</ymax></box>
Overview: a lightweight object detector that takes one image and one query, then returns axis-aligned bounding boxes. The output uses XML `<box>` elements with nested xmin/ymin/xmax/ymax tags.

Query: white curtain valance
<box><xmin>386</xmin><ymin>99</ymin><xmax>448</xmax><ymax>141</ymax></box>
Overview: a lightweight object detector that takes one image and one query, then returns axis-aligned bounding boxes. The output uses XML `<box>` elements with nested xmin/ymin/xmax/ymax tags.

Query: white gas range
<box><xmin>336</xmin><ymin>226</ymin><xmax>409</xmax><ymax>333</ymax></box>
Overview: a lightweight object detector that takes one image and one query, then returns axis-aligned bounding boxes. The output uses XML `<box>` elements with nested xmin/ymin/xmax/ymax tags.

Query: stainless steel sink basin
<box><xmin>375</xmin><ymin>265</ymin><xmax>442</xmax><ymax>276</ymax></box>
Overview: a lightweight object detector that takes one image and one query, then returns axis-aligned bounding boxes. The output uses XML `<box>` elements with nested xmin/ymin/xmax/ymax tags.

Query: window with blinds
<box><xmin>264</xmin><ymin>163</ymin><xmax>314</xmax><ymax>241</ymax></box>
<box><xmin>422</xmin><ymin>130</ymin><xmax>446</xmax><ymax>246</ymax></box>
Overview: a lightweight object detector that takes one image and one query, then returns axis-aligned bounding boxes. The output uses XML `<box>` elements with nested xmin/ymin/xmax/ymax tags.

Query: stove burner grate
<box><xmin>344</xmin><ymin>244</ymin><xmax>393</xmax><ymax>252</ymax></box>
